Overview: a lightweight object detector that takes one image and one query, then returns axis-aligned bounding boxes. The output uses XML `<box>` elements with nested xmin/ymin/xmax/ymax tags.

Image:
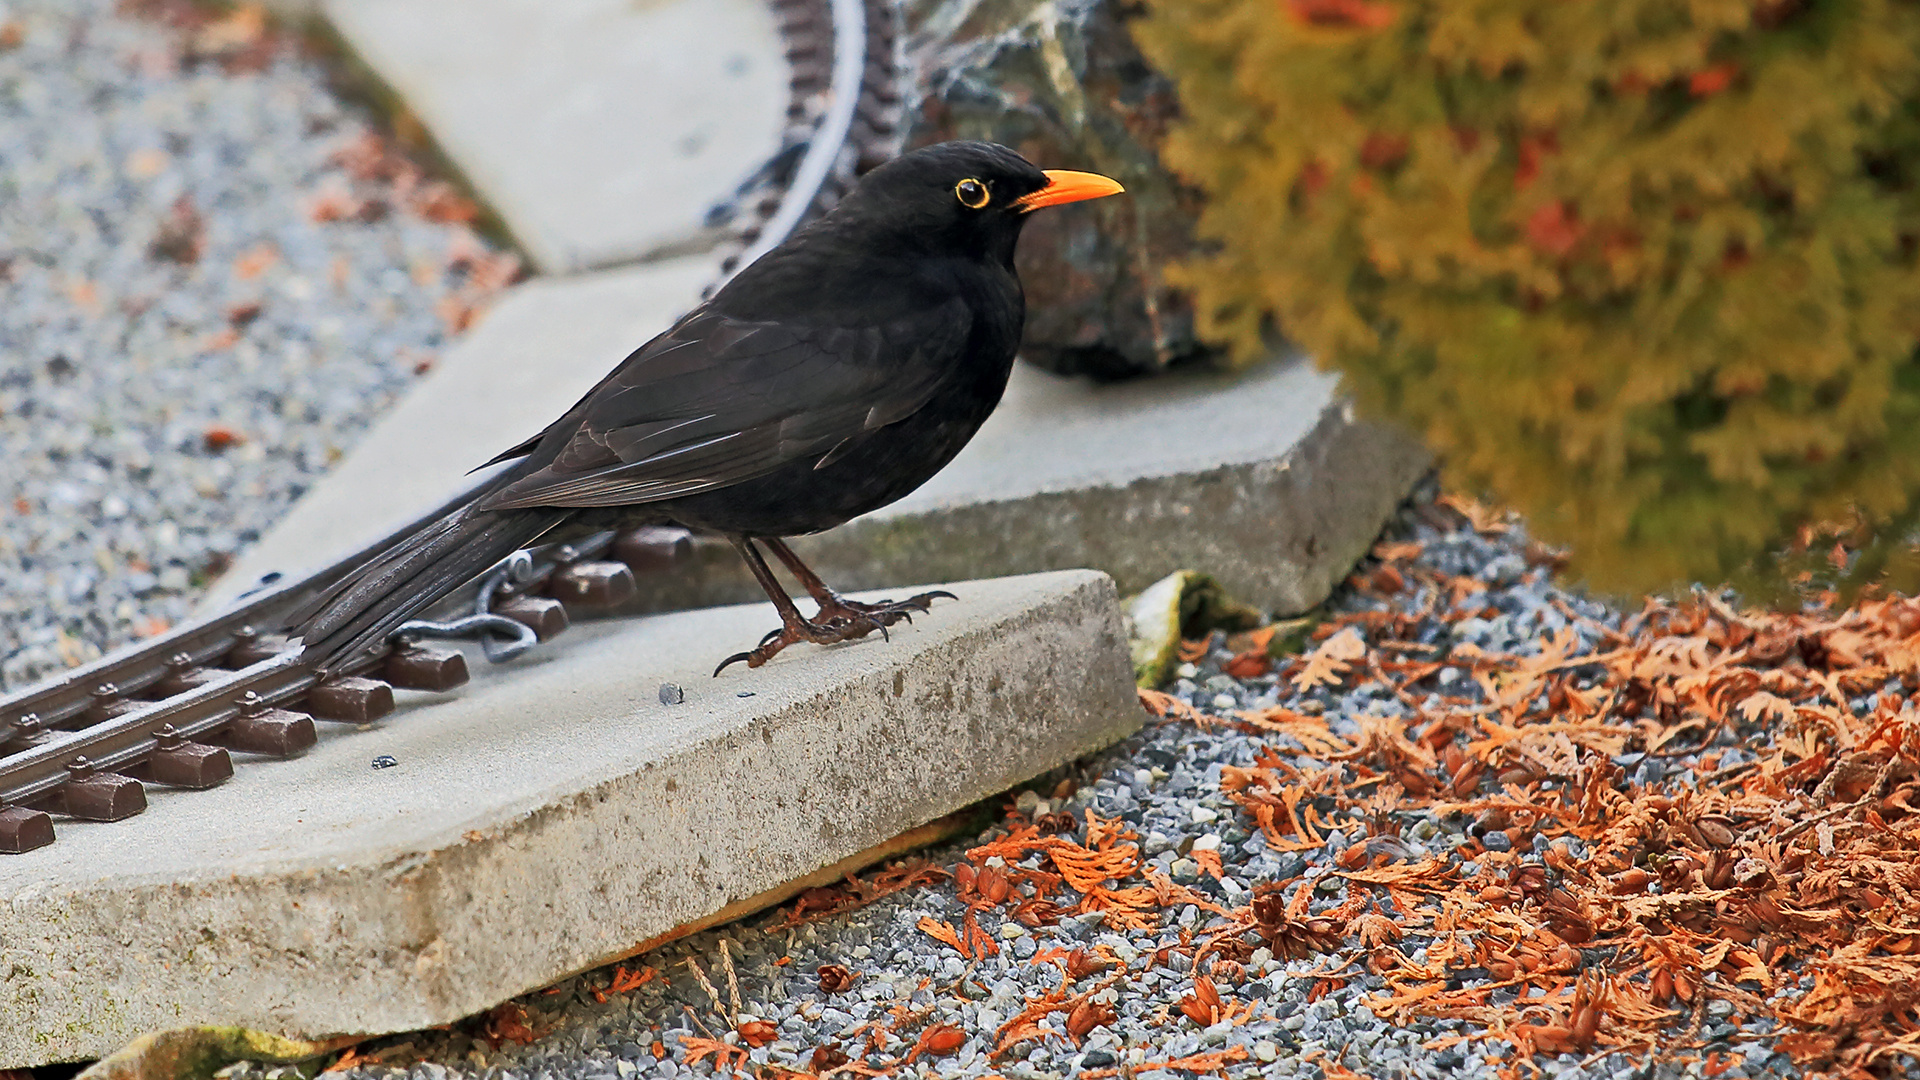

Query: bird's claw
<box><xmin>714</xmin><ymin>614</ymin><xmax>862</xmax><ymax>675</ymax></box>
<box><xmin>713</xmin><ymin>590</ymin><xmax>958</xmax><ymax>675</ymax></box>
<box><xmin>714</xmin><ymin>650</ymin><xmax>758</xmax><ymax>676</ymax></box>
<box><xmin>814</xmin><ymin>589</ymin><xmax>955</xmax><ymax>629</ymax></box>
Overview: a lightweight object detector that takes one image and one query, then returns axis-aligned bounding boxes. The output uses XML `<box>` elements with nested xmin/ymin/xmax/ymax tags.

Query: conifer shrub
<box><xmin>1133</xmin><ymin>0</ymin><xmax>1920</xmax><ymax>596</ymax></box>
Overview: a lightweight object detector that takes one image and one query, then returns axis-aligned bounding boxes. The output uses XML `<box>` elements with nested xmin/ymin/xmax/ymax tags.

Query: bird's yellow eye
<box><xmin>954</xmin><ymin>178</ymin><xmax>990</xmax><ymax>209</ymax></box>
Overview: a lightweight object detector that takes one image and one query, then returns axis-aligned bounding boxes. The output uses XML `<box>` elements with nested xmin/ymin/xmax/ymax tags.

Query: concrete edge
<box><xmin>75</xmin><ymin>1029</ymin><xmax>356</xmax><ymax>1080</ymax></box>
<box><xmin>585</xmin><ymin>806</ymin><xmax>976</xmax><ymax>972</ymax></box>
<box><xmin>69</xmin><ymin>809</ymin><xmax>981</xmax><ymax>1080</ymax></box>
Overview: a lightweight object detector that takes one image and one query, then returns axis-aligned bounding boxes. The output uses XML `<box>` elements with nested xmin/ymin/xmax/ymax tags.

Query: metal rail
<box><xmin>731</xmin><ymin>0</ymin><xmax>867</xmax><ymax>275</ymax></box>
<box><xmin>0</xmin><ymin>0</ymin><xmax>904</xmax><ymax>854</ymax></box>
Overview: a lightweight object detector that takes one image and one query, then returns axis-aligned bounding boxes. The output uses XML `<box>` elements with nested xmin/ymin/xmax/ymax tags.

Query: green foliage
<box><xmin>1134</xmin><ymin>0</ymin><xmax>1920</xmax><ymax>597</ymax></box>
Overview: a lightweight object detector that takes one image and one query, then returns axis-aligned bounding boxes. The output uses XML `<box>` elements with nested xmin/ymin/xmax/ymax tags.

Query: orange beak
<box><xmin>1012</xmin><ymin>170</ymin><xmax>1125</xmax><ymax>212</ymax></box>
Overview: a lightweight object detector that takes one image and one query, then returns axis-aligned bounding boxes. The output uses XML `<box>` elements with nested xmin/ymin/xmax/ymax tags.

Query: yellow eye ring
<box><xmin>954</xmin><ymin>178</ymin><xmax>990</xmax><ymax>209</ymax></box>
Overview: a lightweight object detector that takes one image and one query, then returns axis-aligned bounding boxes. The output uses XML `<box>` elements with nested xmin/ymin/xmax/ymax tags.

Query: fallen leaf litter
<box><xmin>303</xmin><ymin>497</ymin><xmax>1920</xmax><ymax>1080</ymax></box>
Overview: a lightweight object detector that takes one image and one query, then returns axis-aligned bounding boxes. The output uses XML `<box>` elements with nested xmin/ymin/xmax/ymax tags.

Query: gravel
<box><xmin>0</xmin><ymin>0</ymin><xmax>509</xmax><ymax>689</ymax></box>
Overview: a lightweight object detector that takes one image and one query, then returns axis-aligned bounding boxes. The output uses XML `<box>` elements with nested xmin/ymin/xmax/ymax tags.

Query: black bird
<box><xmin>291</xmin><ymin>141</ymin><xmax>1124</xmax><ymax>673</ymax></box>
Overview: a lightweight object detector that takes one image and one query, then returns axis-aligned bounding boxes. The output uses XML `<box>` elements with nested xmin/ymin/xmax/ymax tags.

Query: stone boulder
<box><xmin>900</xmin><ymin>0</ymin><xmax>1211</xmax><ymax>379</ymax></box>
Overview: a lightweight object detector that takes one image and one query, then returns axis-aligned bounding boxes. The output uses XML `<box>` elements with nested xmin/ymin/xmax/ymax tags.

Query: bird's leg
<box><xmin>760</xmin><ymin>538</ymin><xmax>955</xmax><ymax>635</ymax></box>
<box><xmin>715</xmin><ymin>537</ymin><xmax>881</xmax><ymax>674</ymax></box>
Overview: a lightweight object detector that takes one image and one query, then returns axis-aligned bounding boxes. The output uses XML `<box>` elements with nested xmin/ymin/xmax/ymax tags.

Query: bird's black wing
<box><xmin>478</xmin><ymin>299</ymin><xmax>971</xmax><ymax>511</ymax></box>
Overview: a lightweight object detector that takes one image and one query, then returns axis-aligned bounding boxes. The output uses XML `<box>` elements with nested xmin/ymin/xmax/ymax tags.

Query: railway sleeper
<box><xmin>209</xmin><ymin>707</ymin><xmax>318</xmax><ymax>757</ymax></box>
<box><xmin>612</xmin><ymin>526</ymin><xmax>692</xmax><ymax>574</ymax></box>
<box><xmin>498</xmin><ymin>596</ymin><xmax>568</xmax><ymax>641</ymax></box>
<box><xmin>383</xmin><ymin>645</ymin><xmax>470</xmax><ymax>692</ymax></box>
<box><xmin>0</xmin><ymin>806</ymin><xmax>54</xmax><ymax>853</ymax></box>
<box><xmin>545</xmin><ymin>560</ymin><xmax>636</xmax><ymax>608</ymax></box>
<box><xmin>41</xmin><ymin>761</ymin><xmax>147</xmax><ymax>822</ymax></box>
<box><xmin>141</xmin><ymin>741</ymin><xmax>235</xmax><ymax>788</ymax></box>
<box><xmin>223</xmin><ymin>627</ymin><xmax>295</xmax><ymax>669</ymax></box>
<box><xmin>307</xmin><ymin>676</ymin><xmax>395</xmax><ymax>723</ymax></box>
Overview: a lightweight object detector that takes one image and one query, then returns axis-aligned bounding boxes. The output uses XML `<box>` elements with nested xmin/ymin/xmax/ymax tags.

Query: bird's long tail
<box><xmin>286</xmin><ymin>505</ymin><xmax>572</xmax><ymax>671</ymax></box>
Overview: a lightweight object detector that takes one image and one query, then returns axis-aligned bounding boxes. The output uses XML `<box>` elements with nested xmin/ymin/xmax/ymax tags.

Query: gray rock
<box><xmin>901</xmin><ymin>0</ymin><xmax>1202</xmax><ymax>378</ymax></box>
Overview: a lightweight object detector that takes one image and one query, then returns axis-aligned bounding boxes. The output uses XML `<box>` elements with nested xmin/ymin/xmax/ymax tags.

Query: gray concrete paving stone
<box><xmin>1</xmin><ymin>570</ymin><xmax>1138</xmax><ymax>1066</ymax></box>
<box><xmin>322</xmin><ymin>0</ymin><xmax>790</xmax><ymax>273</ymax></box>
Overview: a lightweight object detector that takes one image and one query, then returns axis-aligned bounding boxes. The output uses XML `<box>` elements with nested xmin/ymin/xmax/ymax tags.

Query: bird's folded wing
<box><xmin>478</xmin><ymin>300</ymin><xmax>971</xmax><ymax>511</ymax></box>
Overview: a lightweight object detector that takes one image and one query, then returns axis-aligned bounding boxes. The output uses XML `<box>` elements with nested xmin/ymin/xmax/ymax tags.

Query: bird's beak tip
<box><xmin>1014</xmin><ymin>170</ymin><xmax>1126</xmax><ymax>212</ymax></box>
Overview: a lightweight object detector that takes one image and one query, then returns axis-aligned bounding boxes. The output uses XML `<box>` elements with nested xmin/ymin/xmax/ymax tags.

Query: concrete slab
<box><xmin>210</xmin><ymin>262</ymin><xmax>1430</xmax><ymax>617</ymax></box>
<box><xmin>2</xmin><ymin>570</ymin><xmax>1137</xmax><ymax>1065</ymax></box>
<box><xmin>322</xmin><ymin>0</ymin><xmax>789</xmax><ymax>273</ymax></box>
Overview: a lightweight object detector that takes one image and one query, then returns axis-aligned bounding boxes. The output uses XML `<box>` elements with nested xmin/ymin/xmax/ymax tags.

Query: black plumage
<box><xmin>291</xmin><ymin>141</ymin><xmax>1123</xmax><ymax>672</ymax></box>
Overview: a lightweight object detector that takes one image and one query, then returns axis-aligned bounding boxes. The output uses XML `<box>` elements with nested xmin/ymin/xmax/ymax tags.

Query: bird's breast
<box><xmin>659</xmin><ymin>299</ymin><xmax>1023</xmax><ymax>536</ymax></box>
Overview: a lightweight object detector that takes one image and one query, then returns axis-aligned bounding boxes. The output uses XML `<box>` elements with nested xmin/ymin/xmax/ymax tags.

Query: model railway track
<box><xmin>0</xmin><ymin>0</ymin><xmax>904</xmax><ymax>855</ymax></box>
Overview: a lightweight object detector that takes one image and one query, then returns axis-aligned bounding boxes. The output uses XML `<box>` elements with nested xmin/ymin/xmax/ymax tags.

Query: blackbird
<box><xmin>291</xmin><ymin>141</ymin><xmax>1123</xmax><ymax>673</ymax></box>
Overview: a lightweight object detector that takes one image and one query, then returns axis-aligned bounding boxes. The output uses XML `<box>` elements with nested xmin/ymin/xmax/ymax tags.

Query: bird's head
<box><xmin>830</xmin><ymin>141</ymin><xmax>1124</xmax><ymax>265</ymax></box>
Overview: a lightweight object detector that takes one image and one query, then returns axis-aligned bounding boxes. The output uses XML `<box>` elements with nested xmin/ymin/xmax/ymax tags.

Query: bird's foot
<box><xmin>712</xmin><ymin>590</ymin><xmax>956</xmax><ymax>675</ymax></box>
<box><xmin>713</xmin><ymin>614</ymin><xmax>858</xmax><ymax>674</ymax></box>
<box><xmin>813</xmin><ymin>589</ymin><xmax>957</xmax><ymax>639</ymax></box>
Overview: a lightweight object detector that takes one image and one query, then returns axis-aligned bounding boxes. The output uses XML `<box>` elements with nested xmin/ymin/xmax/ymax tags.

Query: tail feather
<box><xmin>289</xmin><ymin>507</ymin><xmax>570</xmax><ymax>669</ymax></box>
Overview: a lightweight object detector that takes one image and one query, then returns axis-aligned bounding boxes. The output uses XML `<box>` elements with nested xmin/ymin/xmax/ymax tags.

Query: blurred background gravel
<box><xmin>0</xmin><ymin>0</ymin><xmax>515</xmax><ymax>689</ymax></box>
